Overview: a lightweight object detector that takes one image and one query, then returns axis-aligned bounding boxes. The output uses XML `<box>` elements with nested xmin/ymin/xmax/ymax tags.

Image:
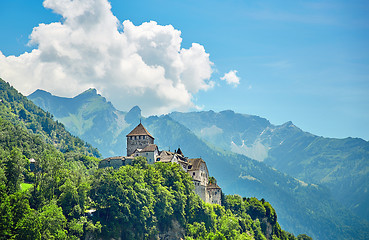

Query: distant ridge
<box><xmin>169</xmin><ymin>110</ymin><xmax>369</xmax><ymax>222</ymax></box>
<box><xmin>27</xmin><ymin>88</ymin><xmax>369</xmax><ymax>239</ymax></box>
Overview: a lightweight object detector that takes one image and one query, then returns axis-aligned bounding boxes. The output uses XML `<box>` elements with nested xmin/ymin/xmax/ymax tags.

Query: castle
<box><xmin>99</xmin><ymin>123</ymin><xmax>222</xmax><ymax>205</ymax></box>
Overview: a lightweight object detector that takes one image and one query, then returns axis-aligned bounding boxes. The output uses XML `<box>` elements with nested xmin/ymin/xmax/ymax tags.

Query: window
<box><xmin>193</xmin><ymin>172</ymin><xmax>195</xmax><ymax>176</ymax></box>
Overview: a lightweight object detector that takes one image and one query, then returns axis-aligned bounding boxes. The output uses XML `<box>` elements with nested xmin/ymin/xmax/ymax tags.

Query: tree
<box><xmin>15</xmin><ymin>209</ymin><xmax>42</xmax><ymax>240</ymax></box>
<box><xmin>4</xmin><ymin>148</ymin><xmax>26</xmax><ymax>194</ymax></box>
<box><xmin>39</xmin><ymin>201</ymin><xmax>68</xmax><ymax>239</ymax></box>
<box><xmin>58</xmin><ymin>179</ymin><xmax>81</xmax><ymax>219</ymax></box>
<box><xmin>297</xmin><ymin>234</ymin><xmax>313</xmax><ymax>240</ymax></box>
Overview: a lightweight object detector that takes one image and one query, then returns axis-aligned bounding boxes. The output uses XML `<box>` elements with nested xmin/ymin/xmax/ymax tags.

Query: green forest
<box><xmin>0</xmin><ymin>78</ymin><xmax>311</xmax><ymax>239</ymax></box>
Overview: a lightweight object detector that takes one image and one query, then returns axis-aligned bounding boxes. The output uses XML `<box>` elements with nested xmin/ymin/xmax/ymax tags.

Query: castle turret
<box><xmin>126</xmin><ymin>123</ymin><xmax>154</xmax><ymax>156</ymax></box>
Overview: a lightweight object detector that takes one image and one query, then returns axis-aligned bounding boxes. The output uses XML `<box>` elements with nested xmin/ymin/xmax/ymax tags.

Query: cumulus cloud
<box><xmin>0</xmin><ymin>0</ymin><xmax>214</xmax><ymax>115</ymax></box>
<box><xmin>221</xmin><ymin>70</ymin><xmax>240</xmax><ymax>87</ymax></box>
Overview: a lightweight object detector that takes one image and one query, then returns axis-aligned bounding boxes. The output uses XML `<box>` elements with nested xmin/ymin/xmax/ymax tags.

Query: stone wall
<box><xmin>207</xmin><ymin>188</ymin><xmax>221</xmax><ymax>205</ymax></box>
<box><xmin>127</xmin><ymin>136</ymin><xmax>154</xmax><ymax>156</ymax></box>
<box><xmin>98</xmin><ymin>158</ymin><xmax>126</xmax><ymax>169</ymax></box>
<box><xmin>193</xmin><ymin>181</ymin><xmax>207</xmax><ymax>202</ymax></box>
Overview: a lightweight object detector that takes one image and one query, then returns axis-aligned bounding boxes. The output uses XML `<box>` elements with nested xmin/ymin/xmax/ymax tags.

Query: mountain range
<box><xmin>168</xmin><ymin>111</ymin><xmax>369</xmax><ymax>222</ymax></box>
<box><xmin>2</xmin><ymin>78</ymin><xmax>299</xmax><ymax>239</ymax></box>
<box><xmin>28</xmin><ymin>88</ymin><xmax>369</xmax><ymax>240</ymax></box>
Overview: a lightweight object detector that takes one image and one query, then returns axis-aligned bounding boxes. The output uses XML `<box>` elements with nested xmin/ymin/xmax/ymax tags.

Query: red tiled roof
<box><xmin>126</xmin><ymin>123</ymin><xmax>154</xmax><ymax>138</ymax></box>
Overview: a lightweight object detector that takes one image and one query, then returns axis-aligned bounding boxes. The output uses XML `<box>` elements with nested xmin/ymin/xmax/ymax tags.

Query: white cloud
<box><xmin>0</xmin><ymin>0</ymin><xmax>214</xmax><ymax>115</ymax></box>
<box><xmin>221</xmin><ymin>70</ymin><xmax>240</xmax><ymax>87</ymax></box>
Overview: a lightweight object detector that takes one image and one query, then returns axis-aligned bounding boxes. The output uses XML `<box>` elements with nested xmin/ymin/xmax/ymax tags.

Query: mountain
<box><xmin>29</xmin><ymin>88</ymin><xmax>131</xmax><ymax>157</ymax></box>
<box><xmin>168</xmin><ymin>111</ymin><xmax>369</xmax><ymax>221</ymax></box>
<box><xmin>28</xmin><ymin>88</ymin><xmax>369</xmax><ymax>239</ymax></box>
<box><xmin>0</xmin><ymin>80</ymin><xmax>100</xmax><ymax>158</ymax></box>
<box><xmin>143</xmin><ymin>115</ymin><xmax>368</xmax><ymax>240</ymax></box>
<box><xmin>0</xmin><ymin>80</ymin><xmax>304</xmax><ymax>240</ymax></box>
<box><xmin>0</xmin><ymin>78</ymin><xmax>303</xmax><ymax>240</ymax></box>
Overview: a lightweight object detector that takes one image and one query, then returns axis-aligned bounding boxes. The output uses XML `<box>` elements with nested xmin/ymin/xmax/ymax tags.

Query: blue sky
<box><xmin>0</xmin><ymin>0</ymin><xmax>368</xmax><ymax>140</ymax></box>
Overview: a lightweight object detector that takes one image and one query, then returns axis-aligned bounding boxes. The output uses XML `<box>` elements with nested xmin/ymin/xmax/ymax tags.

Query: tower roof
<box><xmin>126</xmin><ymin>123</ymin><xmax>154</xmax><ymax>138</ymax></box>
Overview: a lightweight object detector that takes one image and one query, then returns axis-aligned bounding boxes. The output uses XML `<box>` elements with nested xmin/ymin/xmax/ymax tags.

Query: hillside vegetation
<box><xmin>27</xmin><ymin>87</ymin><xmax>369</xmax><ymax>239</ymax></box>
<box><xmin>0</xmin><ymin>80</ymin><xmax>100</xmax><ymax>158</ymax></box>
<box><xmin>0</xmin><ymin>78</ymin><xmax>304</xmax><ymax>239</ymax></box>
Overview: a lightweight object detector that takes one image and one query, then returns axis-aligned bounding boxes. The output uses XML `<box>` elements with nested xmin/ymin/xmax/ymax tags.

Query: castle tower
<box><xmin>126</xmin><ymin>123</ymin><xmax>154</xmax><ymax>156</ymax></box>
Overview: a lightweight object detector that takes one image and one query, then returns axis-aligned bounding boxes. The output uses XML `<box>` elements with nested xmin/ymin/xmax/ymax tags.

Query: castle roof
<box><xmin>176</xmin><ymin>147</ymin><xmax>183</xmax><ymax>155</ymax></box>
<box><xmin>158</xmin><ymin>151</ymin><xmax>174</xmax><ymax>162</ymax></box>
<box><xmin>126</xmin><ymin>123</ymin><xmax>154</xmax><ymax>138</ymax></box>
<box><xmin>159</xmin><ymin>156</ymin><xmax>174</xmax><ymax>163</ymax></box>
<box><xmin>187</xmin><ymin>158</ymin><xmax>207</xmax><ymax>171</ymax></box>
<box><xmin>207</xmin><ymin>182</ymin><xmax>221</xmax><ymax>189</ymax></box>
<box><xmin>141</xmin><ymin>144</ymin><xmax>158</xmax><ymax>152</ymax></box>
<box><xmin>159</xmin><ymin>150</ymin><xmax>173</xmax><ymax>156</ymax></box>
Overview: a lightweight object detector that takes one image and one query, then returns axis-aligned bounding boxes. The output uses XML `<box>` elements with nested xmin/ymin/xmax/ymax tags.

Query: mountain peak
<box><xmin>283</xmin><ymin>121</ymin><xmax>294</xmax><ymax>127</ymax></box>
<box><xmin>28</xmin><ymin>89</ymin><xmax>52</xmax><ymax>98</ymax></box>
<box><xmin>219</xmin><ymin>110</ymin><xmax>235</xmax><ymax>115</ymax></box>
<box><xmin>85</xmin><ymin>88</ymin><xmax>97</xmax><ymax>94</ymax></box>
<box><xmin>125</xmin><ymin>106</ymin><xmax>142</xmax><ymax>124</ymax></box>
<box><xmin>73</xmin><ymin>88</ymin><xmax>106</xmax><ymax>103</ymax></box>
<box><xmin>129</xmin><ymin>105</ymin><xmax>141</xmax><ymax>112</ymax></box>
<box><xmin>76</xmin><ymin>88</ymin><xmax>98</xmax><ymax>97</ymax></box>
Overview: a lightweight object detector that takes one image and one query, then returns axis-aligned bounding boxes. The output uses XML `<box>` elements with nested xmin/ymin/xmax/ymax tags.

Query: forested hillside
<box><xmin>0</xmin><ymin>78</ymin><xmax>305</xmax><ymax>239</ymax></box>
<box><xmin>0</xmin><ymin>79</ymin><xmax>100</xmax><ymax>158</ymax></box>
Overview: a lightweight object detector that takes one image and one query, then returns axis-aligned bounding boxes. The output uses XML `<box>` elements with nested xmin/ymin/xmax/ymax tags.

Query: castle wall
<box><xmin>136</xmin><ymin>149</ymin><xmax>158</xmax><ymax>164</ymax></box>
<box><xmin>188</xmin><ymin>164</ymin><xmax>208</xmax><ymax>186</ymax></box>
<box><xmin>98</xmin><ymin>158</ymin><xmax>126</xmax><ymax>169</ymax></box>
<box><xmin>193</xmin><ymin>181</ymin><xmax>207</xmax><ymax>202</ymax></box>
<box><xmin>127</xmin><ymin>136</ymin><xmax>154</xmax><ymax>156</ymax></box>
<box><xmin>207</xmin><ymin>188</ymin><xmax>221</xmax><ymax>205</ymax></box>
